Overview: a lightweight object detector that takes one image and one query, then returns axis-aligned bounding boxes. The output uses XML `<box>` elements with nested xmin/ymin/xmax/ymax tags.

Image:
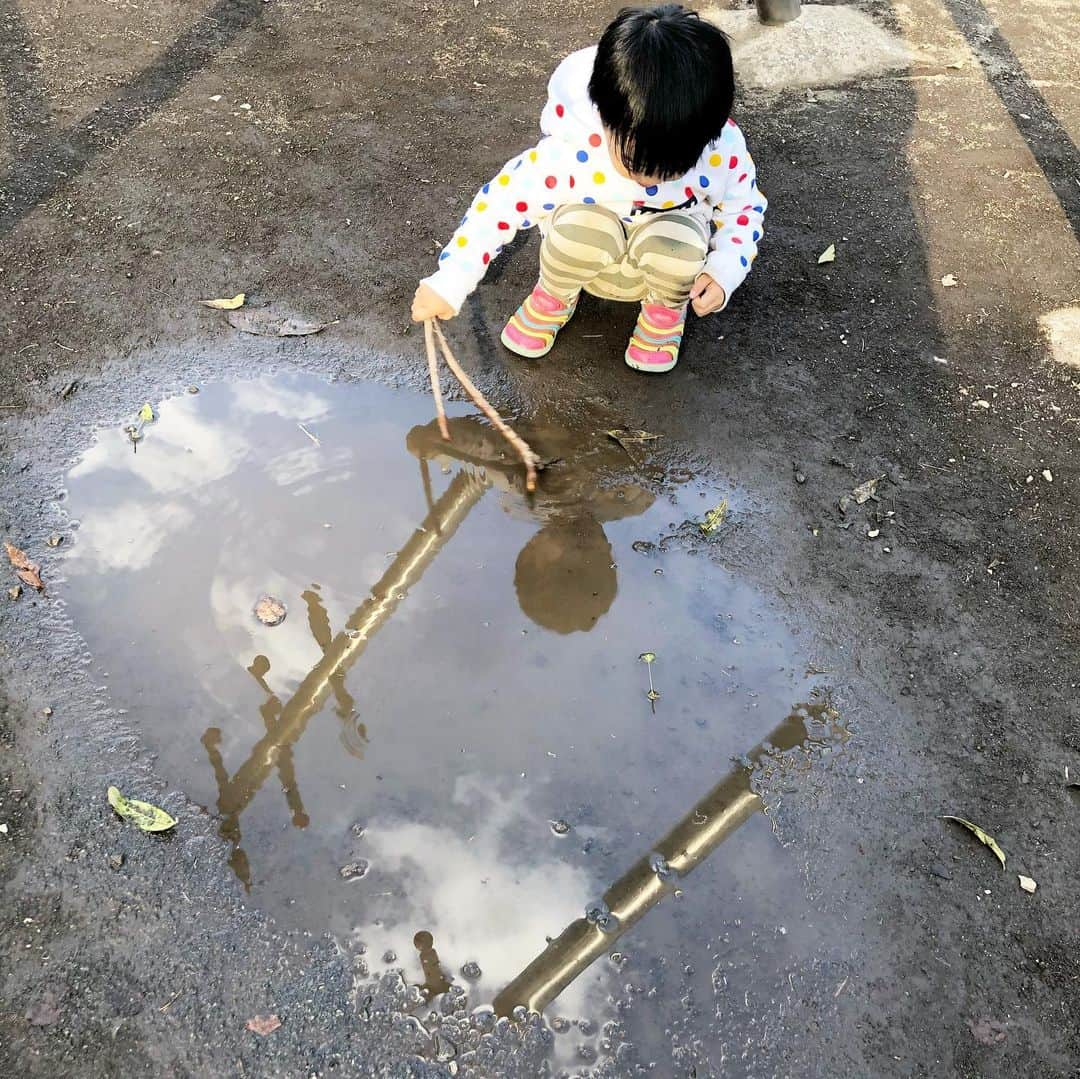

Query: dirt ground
<box><xmin>2</xmin><ymin>0</ymin><xmax>1080</xmax><ymax>1075</ymax></box>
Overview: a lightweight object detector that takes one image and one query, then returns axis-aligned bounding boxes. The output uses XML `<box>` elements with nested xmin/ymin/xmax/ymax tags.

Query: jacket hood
<box><xmin>539</xmin><ymin>46</ymin><xmax>602</xmax><ymax>146</ymax></box>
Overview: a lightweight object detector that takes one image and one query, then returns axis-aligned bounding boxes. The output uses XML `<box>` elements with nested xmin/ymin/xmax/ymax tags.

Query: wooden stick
<box><xmin>424</xmin><ymin>318</ymin><xmax>451</xmax><ymax>441</ymax></box>
<box><xmin>429</xmin><ymin>319</ymin><xmax>541</xmax><ymax>493</ymax></box>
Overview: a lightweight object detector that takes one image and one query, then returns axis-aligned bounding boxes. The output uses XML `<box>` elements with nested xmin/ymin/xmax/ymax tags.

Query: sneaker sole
<box><xmin>624</xmin><ymin>349</ymin><xmax>678</xmax><ymax>374</ymax></box>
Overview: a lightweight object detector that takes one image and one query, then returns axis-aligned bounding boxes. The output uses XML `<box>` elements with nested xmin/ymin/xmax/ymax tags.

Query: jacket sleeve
<box><xmin>701</xmin><ymin>126</ymin><xmax>767</xmax><ymax>309</ymax></box>
<box><xmin>422</xmin><ymin>138</ymin><xmax>574</xmax><ymax>315</ymax></box>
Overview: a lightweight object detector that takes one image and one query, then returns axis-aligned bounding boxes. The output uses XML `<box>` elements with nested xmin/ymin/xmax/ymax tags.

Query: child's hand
<box><xmin>689</xmin><ymin>274</ymin><xmax>726</xmax><ymax>317</ymax></box>
<box><xmin>412</xmin><ymin>283</ymin><xmax>455</xmax><ymax>323</ymax></box>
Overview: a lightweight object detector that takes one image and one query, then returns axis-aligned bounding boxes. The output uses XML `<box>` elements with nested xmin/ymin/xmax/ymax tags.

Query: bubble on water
<box><xmin>648</xmin><ymin>852</ymin><xmax>672</xmax><ymax>880</ymax></box>
<box><xmin>350</xmin><ymin>821</ymin><xmax>366</xmax><ymax>839</ymax></box>
<box><xmin>512</xmin><ymin>1005</ymin><xmax>527</xmax><ymax>1022</ymax></box>
<box><xmin>577</xmin><ymin>1018</ymin><xmax>597</xmax><ymax>1036</ymax></box>
<box><xmin>339</xmin><ymin>859</ymin><xmax>369</xmax><ymax>881</ymax></box>
<box><xmin>577</xmin><ymin>1044</ymin><xmax>597</xmax><ymax>1063</ymax></box>
<box><xmin>460</xmin><ymin>960</ymin><xmax>482</xmax><ymax>981</ymax></box>
<box><xmin>382</xmin><ymin>949</ymin><xmax>398</xmax><ymax>963</ymax></box>
<box><xmin>585</xmin><ymin>900</ymin><xmax>619</xmax><ymax>933</ymax></box>
<box><xmin>631</xmin><ymin>540</ymin><xmax>655</xmax><ymax>554</ymax></box>
<box><xmin>550</xmin><ymin>1016</ymin><xmax>570</xmax><ymax>1034</ymax></box>
<box><xmin>472</xmin><ymin>1006</ymin><xmax>496</xmax><ymax>1032</ymax></box>
<box><xmin>654</xmin><ymin>567</ymin><xmax>664</xmax><ymax>575</ymax></box>
<box><xmin>673</xmin><ymin>889</ymin><xmax>684</xmax><ymax>900</ymax></box>
<box><xmin>549</xmin><ymin>818</ymin><xmax>571</xmax><ymax>836</ymax></box>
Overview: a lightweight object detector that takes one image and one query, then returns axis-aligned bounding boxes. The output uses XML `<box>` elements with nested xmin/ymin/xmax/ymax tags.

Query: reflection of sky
<box><xmin>61</xmin><ymin>374</ymin><xmax>816</xmax><ymax>1045</ymax></box>
<box><xmin>354</xmin><ymin>775</ymin><xmax>614</xmax><ymax>1024</ymax></box>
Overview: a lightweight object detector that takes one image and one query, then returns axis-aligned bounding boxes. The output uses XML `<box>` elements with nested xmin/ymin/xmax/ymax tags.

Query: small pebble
<box><xmin>867</xmin><ymin>529</ymin><xmax>880</xmax><ymax>539</ymax></box>
<box><xmin>108</xmin><ymin>852</ymin><xmax>124</xmax><ymax>871</ymax></box>
<box><xmin>1042</xmin><ymin>469</ymin><xmax>1053</xmax><ymax>483</ymax></box>
<box><xmin>460</xmin><ymin>961</ymin><xmax>482</xmax><ymax>981</ymax></box>
<box><xmin>187</xmin><ymin>385</ymin><xmax>200</xmax><ymax>394</ymax></box>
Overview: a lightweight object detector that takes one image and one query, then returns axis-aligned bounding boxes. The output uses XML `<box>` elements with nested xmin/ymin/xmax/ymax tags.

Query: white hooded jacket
<box><xmin>423</xmin><ymin>46</ymin><xmax>767</xmax><ymax>314</ymax></box>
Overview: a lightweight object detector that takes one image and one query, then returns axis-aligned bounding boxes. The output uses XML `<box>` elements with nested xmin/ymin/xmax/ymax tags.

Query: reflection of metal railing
<box><xmin>201</xmin><ymin>468</ymin><xmax>489</xmax><ymax>887</ymax></box>
<box><xmin>493</xmin><ymin>700</ymin><xmax>842</xmax><ymax>1016</ymax></box>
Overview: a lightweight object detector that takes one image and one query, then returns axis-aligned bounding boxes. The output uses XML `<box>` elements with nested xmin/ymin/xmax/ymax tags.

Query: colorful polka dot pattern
<box><xmin>426</xmin><ymin>106</ymin><xmax>765</xmax><ymax>316</ymax></box>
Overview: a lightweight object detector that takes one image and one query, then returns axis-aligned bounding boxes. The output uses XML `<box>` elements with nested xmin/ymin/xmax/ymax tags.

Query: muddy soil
<box><xmin>2</xmin><ymin>0</ymin><xmax>1079</xmax><ymax>1076</ymax></box>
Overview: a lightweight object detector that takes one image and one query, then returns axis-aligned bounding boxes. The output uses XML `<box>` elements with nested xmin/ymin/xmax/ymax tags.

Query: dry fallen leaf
<box><xmin>139</xmin><ymin>403</ymin><xmax>155</xmax><ymax>423</ymax></box>
<box><xmin>817</xmin><ymin>244</ymin><xmax>836</xmax><ymax>264</ymax></box>
<box><xmin>942</xmin><ymin>815</ymin><xmax>1006</xmax><ymax>869</ymax></box>
<box><xmin>605</xmin><ymin>428</ymin><xmax>659</xmax><ymax>457</ymax></box>
<box><xmin>254</xmin><ymin>595</ymin><xmax>287</xmax><ymax>626</ymax></box>
<box><xmin>246</xmin><ymin>1014</ymin><xmax>282</xmax><ymax>1036</ymax></box>
<box><xmin>5</xmin><ymin>542</ymin><xmax>44</xmax><ymax>591</ymax></box>
<box><xmin>8</xmin><ymin>585</ymin><xmax>21</xmax><ymax>601</ymax></box>
<box><xmin>226</xmin><ymin>307</ymin><xmax>334</xmax><ymax>337</ymax></box>
<box><xmin>941</xmin><ymin>273</ymin><xmax>959</xmax><ymax>288</ymax></box>
<box><xmin>1018</xmin><ymin>875</ymin><xmax>1037</xmax><ymax>893</ymax></box>
<box><xmin>199</xmin><ymin>292</ymin><xmax>246</xmax><ymax>310</ymax></box>
<box><xmin>851</xmin><ymin>476</ymin><xmax>882</xmax><ymax>504</ymax></box>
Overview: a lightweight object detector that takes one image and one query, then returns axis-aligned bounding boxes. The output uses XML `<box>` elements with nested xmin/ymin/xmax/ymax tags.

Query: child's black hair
<box><xmin>589</xmin><ymin>4</ymin><xmax>734</xmax><ymax>181</ymax></box>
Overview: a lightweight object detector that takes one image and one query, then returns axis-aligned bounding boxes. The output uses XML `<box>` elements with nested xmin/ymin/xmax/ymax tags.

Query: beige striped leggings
<box><xmin>539</xmin><ymin>203</ymin><xmax>710</xmax><ymax>308</ymax></box>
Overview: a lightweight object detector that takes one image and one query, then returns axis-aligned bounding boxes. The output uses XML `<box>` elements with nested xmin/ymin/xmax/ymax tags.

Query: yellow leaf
<box><xmin>817</xmin><ymin>244</ymin><xmax>836</xmax><ymax>264</ymax></box>
<box><xmin>700</xmin><ymin>499</ymin><xmax>729</xmax><ymax>535</ymax></box>
<box><xmin>138</xmin><ymin>403</ymin><xmax>154</xmax><ymax>423</ymax></box>
<box><xmin>942</xmin><ymin>815</ymin><xmax>1005</xmax><ymax>868</ymax></box>
<box><xmin>107</xmin><ymin>786</ymin><xmax>177</xmax><ymax>832</ymax></box>
<box><xmin>199</xmin><ymin>293</ymin><xmax>246</xmax><ymax>310</ymax></box>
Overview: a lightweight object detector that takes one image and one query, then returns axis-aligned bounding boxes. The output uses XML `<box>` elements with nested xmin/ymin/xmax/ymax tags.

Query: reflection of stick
<box><xmin>429</xmin><ymin>319</ymin><xmax>540</xmax><ymax>492</ymax></box>
<box><xmin>423</xmin><ymin>320</ymin><xmax>450</xmax><ymax>441</ymax></box>
<box><xmin>493</xmin><ymin>702</ymin><xmax>840</xmax><ymax>1016</ymax></box>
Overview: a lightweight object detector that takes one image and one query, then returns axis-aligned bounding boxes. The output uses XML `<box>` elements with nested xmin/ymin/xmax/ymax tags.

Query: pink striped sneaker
<box><xmin>625</xmin><ymin>302</ymin><xmax>687</xmax><ymax>374</ymax></box>
<box><xmin>501</xmin><ymin>284</ymin><xmax>578</xmax><ymax>359</ymax></box>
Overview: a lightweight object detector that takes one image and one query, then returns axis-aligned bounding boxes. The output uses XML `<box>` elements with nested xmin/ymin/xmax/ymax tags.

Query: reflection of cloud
<box><xmin>208</xmin><ymin>572</ymin><xmax>326</xmax><ymax>692</ymax></box>
<box><xmin>354</xmin><ymin>776</ymin><xmax>611</xmax><ymax>1021</ymax></box>
<box><xmin>230</xmin><ymin>380</ymin><xmax>330</xmax><ymax>422</ymax></box>
<box><xmin>74</xmin><ymin>499</ymin><xmax>193</xmax><ymax>572</ymax></box>
<box><xmin>69</xmin><ymin>408</ymin><xmax>250</xmax><ymax>496</ymax></box>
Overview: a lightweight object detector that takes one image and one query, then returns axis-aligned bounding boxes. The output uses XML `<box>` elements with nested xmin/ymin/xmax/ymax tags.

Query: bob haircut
<box><xmin>589</xmin><ymin>5</ymin><xmax>735</xmax><ymax>181</ymax></box>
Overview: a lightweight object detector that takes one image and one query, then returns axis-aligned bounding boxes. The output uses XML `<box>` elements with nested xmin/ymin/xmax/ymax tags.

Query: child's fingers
<box><xmin>689</xmin><ymin>275</ymin><xmax>709</xmax><ymax>299</ymax></box>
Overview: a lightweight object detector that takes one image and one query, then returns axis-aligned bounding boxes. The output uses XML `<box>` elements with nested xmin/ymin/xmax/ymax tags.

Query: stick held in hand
<box><xmin>425</xmin><ymin>319</ymin><xmax>541</xmax><ymax>492</ymax></box>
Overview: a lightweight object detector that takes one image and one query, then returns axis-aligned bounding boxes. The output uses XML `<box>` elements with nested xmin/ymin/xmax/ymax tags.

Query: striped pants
<box><xmin>539</xmin><ymin>203</ymin><xmax>710</xmax><ymax>308</ymax></box>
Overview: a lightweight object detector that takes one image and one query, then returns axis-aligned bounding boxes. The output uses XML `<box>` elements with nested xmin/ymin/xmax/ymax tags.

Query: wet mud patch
<box><xmin>57</xmin><ymin>372</ymin><xmax>845</xmax><ymax>1068</ymax></box>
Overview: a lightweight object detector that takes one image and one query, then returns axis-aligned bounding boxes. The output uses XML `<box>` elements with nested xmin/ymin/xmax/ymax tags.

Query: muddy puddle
<box><xmin>58</xmin><ymin>373</ymin><xmax>845</xmax><ymax>1071</ymax></box>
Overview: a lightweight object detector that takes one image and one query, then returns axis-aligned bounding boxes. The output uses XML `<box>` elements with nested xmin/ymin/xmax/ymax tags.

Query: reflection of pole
<box><xmin>494</xmin><ymin>704</ymin><xmax>833</xmax><ymax>1016</ymax></box>
<box><xmin>756</xmin><ymin>0</ymin><xmax>801</xmax><ymax>25</ymax></box>
<box><xmin>206</xmin><ymin>469</ymin><xmax>488</xmax><ymax>825</ymax></box>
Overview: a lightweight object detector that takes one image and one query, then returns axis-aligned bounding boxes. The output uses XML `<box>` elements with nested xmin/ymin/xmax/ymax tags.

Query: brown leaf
<box><xmin>226</xmin><ymin>307</ymin><xmax>333</xmax><ymax>337</ymax></box>
<box><xmin>5</xmin><ymin>542</ymin><xmax>43</xmax><ymax>591</ymax></box>
<box><xmin>254</xmin><ymin>596</ymin><xmax>287</xmax><ymax>627</ymax></box>
<box><xmin>246</xmin><ymin>1014</ymin><xmax>282</xmax><ymax>1036</ymax></box>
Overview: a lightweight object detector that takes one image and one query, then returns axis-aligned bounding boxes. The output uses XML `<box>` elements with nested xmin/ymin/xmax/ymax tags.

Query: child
<box><xmin>411</xmin><ymin>4</ymin><xmax>765</xmax><ymax>374</ymax></box>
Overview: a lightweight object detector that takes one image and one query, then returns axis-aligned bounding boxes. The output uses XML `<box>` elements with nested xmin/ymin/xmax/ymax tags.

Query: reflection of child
<box><xmin>406</xmin><ymin>417</ymin><xmax>654</xmax><ymax>634</ymax></box>
<box><xmin>412</xmin><ymin>4</ymin><xmax>766</xmax><ymax>374</ymax></box>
